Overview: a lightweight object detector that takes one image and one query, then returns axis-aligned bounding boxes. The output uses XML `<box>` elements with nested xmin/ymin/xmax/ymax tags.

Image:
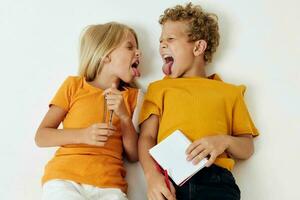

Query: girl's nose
<box><xmin>136</xmin><ymin>50</ymin><xmax>141</xmax><ymax>57</ymax></box>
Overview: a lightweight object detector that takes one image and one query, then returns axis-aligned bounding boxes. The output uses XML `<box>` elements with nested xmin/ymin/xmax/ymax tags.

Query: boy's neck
<box><xmin>181</xmin><ymin>59</ymin><xmax>207</xmax><ymax>78</ymax></box>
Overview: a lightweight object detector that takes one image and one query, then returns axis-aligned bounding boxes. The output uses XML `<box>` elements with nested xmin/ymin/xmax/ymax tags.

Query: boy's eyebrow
<box><xmin>159</xmin><ymin>36</ymin><xmax>167</xmax><ymax>42</ymax></box>
<box><xmin>159</xmin><ymin>35</ymin><xmax>176</xmax><ymax>42</ymax></box>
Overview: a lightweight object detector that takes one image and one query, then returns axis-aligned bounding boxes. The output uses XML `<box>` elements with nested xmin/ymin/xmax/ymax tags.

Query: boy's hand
<box><xmin>146</xmin><ymin>171</ymin><xmax>176</xmax><ymax>200</ymax></box>
<box><xmin>186</xmin><ymin>135</ymin><xmax>230</xmax><ymax>167</ymax></box>
<box><xmin>103</xmin><ymin>83</ymin><xmax>130</xmax><ymax>121</ymax></box>
<box><xmin>81</xmin><ymin>123</ymin><xmax>116</xmax><ymax>146</ymax></box>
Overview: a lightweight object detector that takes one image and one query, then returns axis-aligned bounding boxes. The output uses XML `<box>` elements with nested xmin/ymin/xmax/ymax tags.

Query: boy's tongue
<box><xmin>132</xmin><ymin>67</ymin><xmax>141</xmax><ymax>77</ymax></box>
<box><xmin>162</xmin><ymin>61</ymin><xmax>173</xmax><ymax>75</ymax></box>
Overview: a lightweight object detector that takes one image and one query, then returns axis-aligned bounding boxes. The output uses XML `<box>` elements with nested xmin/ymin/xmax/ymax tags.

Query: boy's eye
<box><xmin>167</xmin><ymin>38</ymin><xmax>174</xmax><ymax>41</ymax></box>
<box><xmin>127</xmin><ymin>46</ymin><xmax>133</xmax><ymax>50</ymax></box>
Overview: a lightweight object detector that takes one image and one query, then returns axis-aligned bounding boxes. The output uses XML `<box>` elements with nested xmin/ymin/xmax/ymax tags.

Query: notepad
<box><xmin>149</xmin><ymin>130</ymin><xmax>208</xmax><ymax>186</ymax></box>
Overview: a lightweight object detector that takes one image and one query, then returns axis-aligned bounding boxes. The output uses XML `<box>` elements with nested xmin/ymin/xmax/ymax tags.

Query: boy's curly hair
<box><xmin>159</xmin><ymin>2</ymin><xmax>220</xmax><ymax>63</ymax></box>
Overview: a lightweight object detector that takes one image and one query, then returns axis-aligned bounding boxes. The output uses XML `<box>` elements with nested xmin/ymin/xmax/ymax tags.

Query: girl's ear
<box><xmin>103</xmin><ymin>54</ymin><xmax>111</xmax><ymax>64</ymax></box>
<box><xmin>193</xmin><ymin>40</ymin><xmax>207</xmax><ymax>56</ymax></box>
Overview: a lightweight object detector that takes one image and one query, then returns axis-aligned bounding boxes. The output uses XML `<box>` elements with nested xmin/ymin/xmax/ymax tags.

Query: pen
<box><xmin>109</xmin><ymin>110</ymin><xmax>114</xmax><ymax>126</ymax></box>
<box><xmin>164</xmin><ymin>169</ymin><xmax>171</xmax><ymax>191</ymax></box>
<box><xmin>103</xmin><ymin>94</ymin><xmax>114</xmax><ymax>126</ymax></box>
<box><xmin>154</xmin><ymin>161</ymin><xmax>171</xmax><ymax>191</ymax></box>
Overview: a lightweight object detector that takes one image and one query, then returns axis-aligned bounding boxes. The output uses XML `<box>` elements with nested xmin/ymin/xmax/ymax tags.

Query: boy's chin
<box><xmin>168</xmin><ymin>74</ymin><xmax>177</xmax><ymax>78</ymax></box>
<box><xmin>168</xmin><ymin>72</ymin><xmax>181</xmax><ymax>78</ymax></box>
<box><xmin>169</xmin><ymin>69</ymin><xmax>183</xmax><ymax>78</ymax></box>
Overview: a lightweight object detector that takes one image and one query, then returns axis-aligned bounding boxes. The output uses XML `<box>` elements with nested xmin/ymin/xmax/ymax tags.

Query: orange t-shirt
<box><xmin>42</xmin><ymin>76</ymin><xmax>138</xmax><ymax>193</ymax></box>
<box><xmin>139</xmin><ymin>74</ymin><xmax>259</xmax><ymax>171</ymax></box>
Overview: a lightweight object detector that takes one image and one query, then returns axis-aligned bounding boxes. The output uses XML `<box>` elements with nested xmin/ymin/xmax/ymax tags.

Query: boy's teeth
<box><xmin>163</xmin><ymin>55</ymin><xmax>172</xmax><ymax>59</ymax></box>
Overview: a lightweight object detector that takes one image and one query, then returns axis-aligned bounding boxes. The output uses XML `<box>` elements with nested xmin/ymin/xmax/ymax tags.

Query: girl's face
<box><xmin>107</xmin><ymin>31</ymin><xmax>141</xmax><ymax>83</ymax></box>
<box><xmin>159</xmin><ymin>20</ymin><xmax>195</xmax><ymax>78</ymax></box>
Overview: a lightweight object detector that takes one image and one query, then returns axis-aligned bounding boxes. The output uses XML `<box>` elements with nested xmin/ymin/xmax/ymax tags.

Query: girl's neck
<box><xmin>89</xmin><ymin>74</ymin><xmax>120</xmax><ymax>90</ymax></box>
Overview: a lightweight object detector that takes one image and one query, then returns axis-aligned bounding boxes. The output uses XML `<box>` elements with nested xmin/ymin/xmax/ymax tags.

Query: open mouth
<box><xmin>131</xmin><ymin>60</ymin><xmax>139</xmax><ymax>68</ymax></box>
<box><xmin>162</xmin><ymin>55</ymin><xmax>174</xmax><ymax>75</ymax></box>
<box><xmin>131</xmin><ymin>60</ymin><xmax>140</xmax><ymax>77</ymax></box>
<box><xmin>164</xmin><ymin>55</ymin><xmax>174</xmax><ymax>64</ymax></box>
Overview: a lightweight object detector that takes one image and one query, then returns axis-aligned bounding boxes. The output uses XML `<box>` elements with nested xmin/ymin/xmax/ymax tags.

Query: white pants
<box><xmin>42</xmin><ymin>179</ymin><xmax>128</xmax><ymax>200</ymax></box>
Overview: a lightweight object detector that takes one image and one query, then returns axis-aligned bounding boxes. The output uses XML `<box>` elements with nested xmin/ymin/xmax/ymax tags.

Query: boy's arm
<box><xmin>186</xmin><ymin>134</ymin><xmax>254</xmax><ymax>167</ymax></box>
<box><xmin>138</xmin><ymin>114</ymin><xmax>159</xmax><ymax>177</ymax></box>
<box><xmin>225</xmin><ymin>134</ymin><xmax>254</xmax><ymax>159</ymax></box>
<box><xmin>138</xmin><ymin>114</ymin><xmax>176</xmax><ymax>200</ymax></box>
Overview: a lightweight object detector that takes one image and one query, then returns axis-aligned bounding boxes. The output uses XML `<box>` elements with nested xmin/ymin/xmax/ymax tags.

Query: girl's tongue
<box><xmin>132</xmin><ymin>67</ymin><xmax>141</xmax><ymax>77</ymax></box>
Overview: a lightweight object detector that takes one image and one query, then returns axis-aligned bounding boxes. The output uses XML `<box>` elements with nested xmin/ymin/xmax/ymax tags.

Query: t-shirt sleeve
<box><xmin>232</xmin><ymin>85</ymin><xmax>259</xmax><ymax>137</ymax></box>
<box><xmin>132</xmin><ymin>89</ymin><xmax>144</xmax><ymax>132</ymax></box>
<box><xmin>49</xmin><ymin>76</ymin><xmax>75</xmax><ymax>111</ymax></box>
<box><xmin>138</xmin><ymin>83</ymin><xmax>162</xmax><ymax>125</ymax></box>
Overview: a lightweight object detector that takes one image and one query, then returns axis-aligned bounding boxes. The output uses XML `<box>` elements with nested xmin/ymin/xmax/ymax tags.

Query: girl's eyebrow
<box><xmin>126</xmin><ymin>41</ymin><xmax>137</xmax><ymax>47</ymax></box>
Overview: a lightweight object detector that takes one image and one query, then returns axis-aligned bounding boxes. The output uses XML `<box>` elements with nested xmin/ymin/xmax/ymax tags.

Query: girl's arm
<box><xmin>35</xmin><ymin>106</ymin><xmax>81</xmax><ymax>147</ymax></box>
<box><xmin>103</xmin><ymin>84</ymin><xmax>138</xmax><ymax>162</ymax></box>
<box><xmin>120</xmin><ymin>116</ymin><xmax>138</xmax><ymax>162</ymax></box>
<box><xmin>119</xmin><ymin>89</ymin><xmax>146</xmax><ymax>162</ymax></box>
<box><xmin>35</xmin><ymin>105</ymin><xmax>114</xmax><ymax>147</ymax></box>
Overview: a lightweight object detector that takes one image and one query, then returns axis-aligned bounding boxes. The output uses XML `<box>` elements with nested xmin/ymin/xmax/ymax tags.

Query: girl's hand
<box><xmin>186</xmin><ymin>135</ymin><xmax>230</xmax><ymax>167</ymax></box>
<box><xmin>103</xmin><ymin>83</ymin><xmax>129</xmax><ymax>121</ymax></box>
<box><xmin>81</xmin><ymin>123</ymin><xmax>116</xmax><ymax>146</ymax></box>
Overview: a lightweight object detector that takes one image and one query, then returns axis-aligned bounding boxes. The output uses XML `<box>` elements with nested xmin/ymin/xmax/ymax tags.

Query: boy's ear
<box><xmin>193</xmin><ymin>40</ymin><xmax>207</xmax><ymax>56</ymax></box>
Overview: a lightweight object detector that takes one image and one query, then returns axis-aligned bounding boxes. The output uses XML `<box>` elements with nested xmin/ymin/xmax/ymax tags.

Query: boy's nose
<box><xmin>160</xmin><ymin>42</ymin><xmax>167</xmax><ymax>49</ymax></box>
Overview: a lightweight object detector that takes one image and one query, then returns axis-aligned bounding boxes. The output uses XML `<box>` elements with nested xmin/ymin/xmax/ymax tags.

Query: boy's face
<box><xmin>159</xmin><ymin>20</ymin><xmax>196</xmax><ymax>78</ymax></box>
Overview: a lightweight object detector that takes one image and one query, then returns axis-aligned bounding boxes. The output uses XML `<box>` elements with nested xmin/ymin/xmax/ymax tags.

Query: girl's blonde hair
<box><xmin>78</xmin><ymin>22</ymin><xmax>138</xmax><ymax>82</ymax></box>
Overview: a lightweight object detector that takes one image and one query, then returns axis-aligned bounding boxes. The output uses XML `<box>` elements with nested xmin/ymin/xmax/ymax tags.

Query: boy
<box><xmin>138</xmin><ymin>3</ymin><xmax>258</xmax><ymax>200</ymax></box>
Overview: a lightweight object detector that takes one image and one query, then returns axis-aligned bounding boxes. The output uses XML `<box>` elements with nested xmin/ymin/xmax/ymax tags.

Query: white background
<box><xmin>0</xmin><ymin>0</ymin><xmax>299</xmax><ymax>199</ymax></box>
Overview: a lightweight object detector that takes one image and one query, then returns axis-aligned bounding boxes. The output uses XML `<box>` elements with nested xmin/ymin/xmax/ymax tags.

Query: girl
<box><xmin>35</xmin><ymin>22</ymin><xmax>142</xmax><ymax>200</ymax></box>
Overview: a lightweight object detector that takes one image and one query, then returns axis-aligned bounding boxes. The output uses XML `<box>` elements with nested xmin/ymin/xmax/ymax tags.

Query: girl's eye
<box><xmin>127</xmin><ymin>46</ymin><xmax>133</xmax><ymax>50</ymax></box>
<box><xmin>167</xmin><ymin>38</ymin><xmax>174</xmax><ymax>42</ymax></box>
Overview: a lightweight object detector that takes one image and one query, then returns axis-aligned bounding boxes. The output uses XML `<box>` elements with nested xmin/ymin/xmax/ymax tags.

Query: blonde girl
<box><xmin>35</xmin><ymin>22</ymin><xmax>142</xmax><ymax>200</ymax></box>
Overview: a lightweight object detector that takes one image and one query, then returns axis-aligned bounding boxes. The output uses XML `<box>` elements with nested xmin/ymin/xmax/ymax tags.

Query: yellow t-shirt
<box><xmin>42</xmin><ymin>76</ymin><xmax>138</xmax><ymax>193</ymax></box>
<box><xmin>139</xmin><ymin>74</ymin><xmax>259</xmax><ymax>171</ymax></box>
